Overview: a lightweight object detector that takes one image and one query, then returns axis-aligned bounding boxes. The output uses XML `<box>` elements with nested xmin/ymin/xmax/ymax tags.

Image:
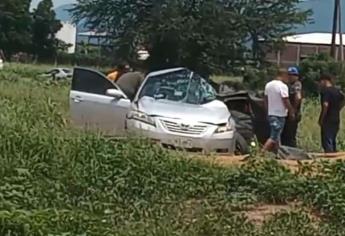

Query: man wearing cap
<box><xmin>281</xmin><ymin>67</ymin><xmax>303</xmax><ymax>147</ymax></box>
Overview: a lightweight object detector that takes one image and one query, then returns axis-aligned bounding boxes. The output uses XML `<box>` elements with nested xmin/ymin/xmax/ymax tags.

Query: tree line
<box><xmin>0</xmin><ymin>0</ymin><xmax>62</xmax><ymax>60</ymax></box>
<box><xmin>0</xmin><ymin>0</ymin><xmax>312</xmax><ymax>74</ymax></box>
<box><xmin>73</xmin><ymin>0</ymin><xmax>311</xmax><ymax>75</ymax></box>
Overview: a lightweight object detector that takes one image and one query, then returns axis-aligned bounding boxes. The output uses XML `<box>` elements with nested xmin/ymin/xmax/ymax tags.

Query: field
<box><xmin>1</xmin><ymin>63</ymin><xmax>345</xmax><ymax>235</ymax></box>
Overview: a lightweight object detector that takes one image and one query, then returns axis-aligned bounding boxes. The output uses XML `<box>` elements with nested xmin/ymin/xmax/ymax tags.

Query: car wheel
<box><xmin>235</xmin><ymin>133</ymin><xmax>250</xmax><ymax>155</ymax></box>
<box><xmin>230</xmin><ymin>110</ymin><xmax>254</xmax><ymax>142</ymax></box>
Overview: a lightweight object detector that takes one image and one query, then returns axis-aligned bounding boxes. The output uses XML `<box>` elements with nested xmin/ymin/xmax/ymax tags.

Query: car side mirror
<box><xmin>106</xmin><ymin>89</ymin><xmax>124</xmax><ymax>99</ymax></box>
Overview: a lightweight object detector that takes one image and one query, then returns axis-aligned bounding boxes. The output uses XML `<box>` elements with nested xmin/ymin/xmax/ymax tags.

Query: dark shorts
<box><xmin>268</xmin><ymin>116</ymin><xmax>286</xmax><ymax>142</ymax></box>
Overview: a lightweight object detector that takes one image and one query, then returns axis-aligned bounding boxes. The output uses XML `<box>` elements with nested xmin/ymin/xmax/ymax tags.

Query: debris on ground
<box><xmin>278</xmin><ymin>146</ymin><xmax>312</xmax><ymax>160</ymax></box>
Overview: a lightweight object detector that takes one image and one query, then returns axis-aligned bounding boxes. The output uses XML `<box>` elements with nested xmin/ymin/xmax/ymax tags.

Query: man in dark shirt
<box><xmin>116</xmin><ymin>72</ymin><xmax>146</xmax><ymax>101</ymax></box>
<box><xmin>281</xmin><ymin>67</ymin><xmax>303</xmax><ymax>147</ymax></box>
<box><xmin>318</xmin><ymin>74</ymin><xmax>345</xmax><ymax>153</ymax></box>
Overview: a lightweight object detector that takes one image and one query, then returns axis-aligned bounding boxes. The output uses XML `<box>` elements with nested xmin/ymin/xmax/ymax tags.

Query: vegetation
<box><xmin>72</xmin><ymin>0</ymin><xmax>311</xmax><ymax>74</ymax></box>
<box><xmin>31</xmin><ymin>0</ymin><xmax>63</xmax><ymax>59</ymax></box>
<box><xmin>0</xmin><ymin>0</ymin><xmax>61</xmax><ymax>60</ymax></box>
<box><xmin>0</xmin><ymin>0</ymin><xmax>32</xmax><ymax>57</ymax></box>
<box><xmin>300</xmin><ymin>53</ymin><xmax>345</xmax><ymax>95</ymax></box>
<box><xmin>0</xmin><ymin>63</ymin><xmax>345</xmax><ymax>235</ymax></box>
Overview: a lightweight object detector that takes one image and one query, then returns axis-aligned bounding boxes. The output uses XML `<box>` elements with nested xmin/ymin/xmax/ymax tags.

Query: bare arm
<box><xmin>319</xmin><ymin>102</ymin><xmax>329</xmax><ymax>126</ymax></box>
<box><xmin>292</xmin><ymin>82</ymin><xmax>303</xmax><ymax>111</ymax></box>
<box><xmin>282</xmin><ymin>97</ymin><xmax>295</xmax><ymax>119</ymax></box>
<box><xmin>293</xmin><ymin>91</ymin><xmax>302</xmax><ymax>111</ymax></box>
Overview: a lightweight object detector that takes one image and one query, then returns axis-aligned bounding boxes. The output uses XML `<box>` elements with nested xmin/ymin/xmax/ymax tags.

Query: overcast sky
<box><xmin>31</xmin><ymin>0</ymin><xmax>76</xmax><ymax>9</ymax></box>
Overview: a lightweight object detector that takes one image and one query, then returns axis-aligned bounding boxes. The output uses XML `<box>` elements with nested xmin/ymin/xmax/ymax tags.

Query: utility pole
<box><xmin>338</xmin><ymin>0</ymin><xmax>344</xmax><ymax>61</ymax></box>
<box><xmin>331</xmin><ymin>0</ymin><xmax>339</xmax><ymax>59</ymax></box>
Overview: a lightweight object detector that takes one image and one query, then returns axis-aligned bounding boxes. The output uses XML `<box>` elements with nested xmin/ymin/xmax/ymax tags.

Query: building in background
<box><xmin>56</xmin><ymin>22</ymin><xmax>77</xmax><ymax>54</ymax></box>
<box><xmin>264</xmin><ymin>32</ymin><xmax>345</xmax><ymax>67</ymax></box>
<box><xmin>77</xmin><ymin>31</ymin><xmax>110</xmax><ymax>46</ymax></box>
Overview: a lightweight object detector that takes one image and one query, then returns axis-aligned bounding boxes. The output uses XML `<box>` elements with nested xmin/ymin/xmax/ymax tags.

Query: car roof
<box><xmin>147</xmin><ymin>67</ymin><xmax>186</xmax><ymax>77</ymax></box>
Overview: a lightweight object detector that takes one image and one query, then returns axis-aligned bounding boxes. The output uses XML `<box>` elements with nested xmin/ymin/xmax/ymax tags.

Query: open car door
<box><xmin>70</xmin><ymin>67</ymin><xmax>131</xmax><ymax>135</ymax></box>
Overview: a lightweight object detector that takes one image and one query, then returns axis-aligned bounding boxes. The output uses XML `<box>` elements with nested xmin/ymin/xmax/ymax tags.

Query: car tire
<box><xmin>235</xmin><ymin>132</ymin><xmax>250</xmax><ymax>155</ymax></box>
<box><xmin>230</xmin><ymin>110</ymin><xmax>254</xmax><ymax>142</ymax></box>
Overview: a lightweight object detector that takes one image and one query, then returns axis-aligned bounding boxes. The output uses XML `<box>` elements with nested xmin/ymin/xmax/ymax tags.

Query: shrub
<box><xmin>54</xmin><ymin>52</ymin><xmax>113</xmax><ymax>67</ymax></box>
<box><xmin>300</xmin><ymin>53</ymin><xmax>345</xmax><ymax>96</ymax></box>
<box><xmin>242</xmin><ymin>65</ymin><xmax>278</xmax><ymax>91</ymax></box>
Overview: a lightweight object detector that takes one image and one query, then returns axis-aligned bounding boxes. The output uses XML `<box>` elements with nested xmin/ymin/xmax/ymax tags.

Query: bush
<box><xmin>242</xmin><ymin>65</ymin><xmax>278</xmax><ymax>91</ymax></box>
<box><xmin>300</xmin><ymin>53</ymin><xmax>345</xmax><ymax>96</ymax></box>
<box><xmin>35</xmin><ymin>52</ymin><xmax>113</xmax><ymax>67</ymax></box>
<box><xmin>55</xmin><ymin>52</ymin><xmax>113</xmax><ymax>67</ymax></box>
<box><xmin>233</xmin><ymin>54</ymin><xmax>345</xmax><ymax>97</ymax></box>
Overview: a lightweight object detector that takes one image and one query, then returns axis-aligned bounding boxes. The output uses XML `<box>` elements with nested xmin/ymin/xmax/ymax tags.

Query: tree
<box><xmin>31</xmin><ymin>0</ymin><xmax>62</xmax><ymax>59</ymax></box>
<box><xmin>73</xmin><ymin>0</ymin><xmax>247</xmax><ymax>74</ymax></box>
<box><xmin>230</xmin><ymin>0</ymin><xmax>311</xmax><ymax>60</ymax></box>
<box><xmin>0</xmin><ymin>0</ymin><xmax>32</xmax><ymax>58</ymax></box>
<box><xmin>73</xmin><ymin>0</ymin><xmax>310</xmax><ymax>74</ymax></box>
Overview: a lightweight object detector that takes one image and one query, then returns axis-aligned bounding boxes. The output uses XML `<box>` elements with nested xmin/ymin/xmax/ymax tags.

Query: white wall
<box><xmin>56</xmin><ymin>22</ymin><xmax>77</xmax><ymax>54</ymax></box>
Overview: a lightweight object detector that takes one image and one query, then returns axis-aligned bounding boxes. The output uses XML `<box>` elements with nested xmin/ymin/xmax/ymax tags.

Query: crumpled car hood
<box><xmin>137</xmin><ymin>97</ymin><xmax>230</xmax><ymax>124</ymax></box>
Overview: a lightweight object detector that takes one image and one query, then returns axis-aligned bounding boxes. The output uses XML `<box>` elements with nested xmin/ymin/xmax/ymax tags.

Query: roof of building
<box><xmin>283</xmin><ymin>32</ymin><xmax>345</xmax><ymax>46</ymax></box>
<box><xmin>78</xmin><ymin>31</ymin><xmax>109</xmax><ymax>37</ymax></box>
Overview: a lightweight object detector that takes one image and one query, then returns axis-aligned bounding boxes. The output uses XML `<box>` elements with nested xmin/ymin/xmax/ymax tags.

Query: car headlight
<box><xmin>215</xmin><ymin>117</ymin><xmax>235</xmax><ymax>133</ymax></box>
<box><xmin>127</xmin><ymin>111</ymin><xmax>156</xmax><ymax>126</ymax></box>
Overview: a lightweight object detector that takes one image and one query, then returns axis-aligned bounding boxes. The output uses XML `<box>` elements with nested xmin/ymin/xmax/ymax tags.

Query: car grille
<box><xmin>160</xmin><ymin>120</ymin><xmax>207</xmax><ymax>135</ymax></box>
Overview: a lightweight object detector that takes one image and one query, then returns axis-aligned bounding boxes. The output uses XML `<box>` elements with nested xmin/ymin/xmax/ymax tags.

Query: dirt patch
<box><xmin>193</xmin><ymin>153</ymin><xmax>345</xmax><ymax>172</ymax></box>
<box><xmin>242</xmin><ymin>204</ymin><xmax>293</xmax><ymax>225</ymax></box>
<box><xmin>239</xmin><ymin>203</ymin><xmax>321</xmax><ymax>226</ymax></box>
<box><xmin>202</xmin><ymin>155</ymin><xmax>246</xmax><ymax>167</ymax></box>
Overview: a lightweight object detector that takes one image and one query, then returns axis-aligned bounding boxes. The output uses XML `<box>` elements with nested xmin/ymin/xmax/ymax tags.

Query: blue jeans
<box><xmin>321</xmin><ymin>123</ymin><xmax>339</xmax><ymax>153</ymax></box>
<box><xmin>268</xmin><ymin>116</ymin><xmax>286</xmax><ymax>142</ymax></box>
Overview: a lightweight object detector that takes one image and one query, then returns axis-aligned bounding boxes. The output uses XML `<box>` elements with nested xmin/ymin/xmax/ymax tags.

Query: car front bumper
<box><xmin>126</xmin><ymin>119</ymin><xmax>236</xmax><ymax>154</ymax></box>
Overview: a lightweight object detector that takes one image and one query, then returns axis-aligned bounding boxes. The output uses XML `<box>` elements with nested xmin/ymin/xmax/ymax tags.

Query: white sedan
<box><xmin>69</xmin><ymin>67</ymin><xmax>236</xmax><ymax>153</ymax></box>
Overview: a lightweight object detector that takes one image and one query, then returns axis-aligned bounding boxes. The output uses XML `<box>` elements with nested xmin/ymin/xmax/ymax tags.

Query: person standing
<box><xmin>281</xmin><ymin>67</ymin><xmax>303</xmax><ymax>147</ymax></box>
<box><xmin>318</xmin><ymin>74</ymin><xmax>345</xmax><ymax>153</ymax></box>
<box><xmin>107</xmin><ymin>63</ymin><xmax>130</xmax><ymax>82</ymax></box>
<box><xmin>262</xmin><ymin>69</ymin><xmax>295</xmax><ymax>153</ymax></box>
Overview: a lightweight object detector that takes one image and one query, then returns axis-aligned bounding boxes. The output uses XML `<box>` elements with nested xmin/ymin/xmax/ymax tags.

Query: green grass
<box><xmin>1</xmin><ymin>63</ymin><xmax>345</xmax><ymax>235</ymax></box>
<box><xmin>299</xmin><ymin>99</ymin><xmax>345</xmax><ymax>152</ymax></box>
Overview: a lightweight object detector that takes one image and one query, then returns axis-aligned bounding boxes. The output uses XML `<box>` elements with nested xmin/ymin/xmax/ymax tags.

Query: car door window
<box><xmin>72</xmin><ymin>67</ymin><xmax>119</xmax><ymax>95</ymax></box>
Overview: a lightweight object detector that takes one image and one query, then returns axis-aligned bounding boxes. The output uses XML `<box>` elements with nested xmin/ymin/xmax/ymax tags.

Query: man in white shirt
<box><xmin>262</xmin><ymin>69</ymin><xmax>295</xmax><ymax>153</ymax></box>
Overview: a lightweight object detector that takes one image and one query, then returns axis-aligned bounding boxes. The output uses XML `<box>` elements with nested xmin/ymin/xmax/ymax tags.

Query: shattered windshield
<box><xmin>139</xmin><ymin>69</ymin><xmax>217</xmax><ymax>105</ymax></box>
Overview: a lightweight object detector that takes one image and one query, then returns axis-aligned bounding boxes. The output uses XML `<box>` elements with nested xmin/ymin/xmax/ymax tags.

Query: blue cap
<box><xmin>288</xmin><ymin>67</ymin><xmax>299</xmax><ymax>76</ymax></box>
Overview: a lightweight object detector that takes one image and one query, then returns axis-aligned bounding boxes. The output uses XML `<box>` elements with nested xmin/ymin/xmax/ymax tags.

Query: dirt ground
<box><xmin>193</xmin><ymin>152</ymin><xmax>345</xmax><ymax>172</ymax></box>
<box><xmin>194</xmin><ymin>154</ymin><xmax>334</xmax><ymax>225</ymax></box>
<box><xmin>242</xmin><ymin>204</ymin><xmax>295</xmax><ymax>225</ymax></box>
<box><xmin>239</xmin><ymin>202</ymin><xmax>321</xmax><ymax>226</ymax></box>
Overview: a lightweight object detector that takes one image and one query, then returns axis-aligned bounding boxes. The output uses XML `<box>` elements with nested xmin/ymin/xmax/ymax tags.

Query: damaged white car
<box><xmin>70</xmin><ymin>67</ymin><xmax>236</xmax><ymax>153</ymax></box>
